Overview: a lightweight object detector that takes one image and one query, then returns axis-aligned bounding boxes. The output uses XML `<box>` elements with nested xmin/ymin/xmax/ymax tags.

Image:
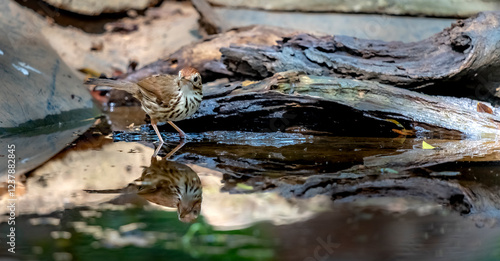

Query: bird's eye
<box><xmin>193</xmin><ymin>76</ymin><xmax>199</xmax><ymax>82</ymax></box>
<box><xmin>193</xmin><ymin>210</ymin><xmax>199</xmax><ymax>215</ymax></box>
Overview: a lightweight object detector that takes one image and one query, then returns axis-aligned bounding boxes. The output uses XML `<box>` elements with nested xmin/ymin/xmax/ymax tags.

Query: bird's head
<box><xmin>178</xmin><ymin>67</ymin><xmax>202</xmax><ymax>91</ymax></box>
<box><xmin>177</xmin><ymin>196</ymin><xmax>202</xmax><ymax>223</ymax></box>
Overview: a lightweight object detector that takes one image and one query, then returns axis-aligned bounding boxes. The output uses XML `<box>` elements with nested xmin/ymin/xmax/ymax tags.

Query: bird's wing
<box><xmin>137</xmin><ymin>74</ymin><xmax>179</xmax><ymax>105</ymax></box>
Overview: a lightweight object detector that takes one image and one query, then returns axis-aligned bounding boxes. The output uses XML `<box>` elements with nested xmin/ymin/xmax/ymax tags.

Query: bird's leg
<box><xmin>167</xmin><ymin>121</ymin><xmax>188</xmax><ymax>139</ymax></box>
<box><xmin>165</xmin><ymin>140</ymin><xmax>187</xmax><ymax>159</ymax></box>
<box><xmin>151</xmin><ymin>120</ymin><xmax>165</xmax><ymax>143</ymax></box>
<box><xmin>151</xmin><ymin>120</ymin><xmax>165</xmax><ymax>157</ymax></box>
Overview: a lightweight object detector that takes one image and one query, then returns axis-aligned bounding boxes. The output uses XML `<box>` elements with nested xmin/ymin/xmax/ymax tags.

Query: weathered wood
<box><xmin>207</xmin><ymin>0</ymin><xmax>500</xmax><ymax>18</ymax></box>
<box><xmin>124</xmin><ymin>13</ymin><xmax>500</xmax><ymax>100</ymax></box>
<box><xmin>220</xmin><ymin>12</ymin><xmax>500</xmax><ymax>100</ymax></box>
<box><xmin>173</xmin><ymin>71</ymin><xmax>500</xmax><ymax>138</ymax></box>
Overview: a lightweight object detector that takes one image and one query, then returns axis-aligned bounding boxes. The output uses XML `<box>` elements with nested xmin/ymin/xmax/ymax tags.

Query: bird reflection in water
<box><xmin>85</xmin><ymin>154</ymin><xmax>202</xmax><ymax>223</ymax></box>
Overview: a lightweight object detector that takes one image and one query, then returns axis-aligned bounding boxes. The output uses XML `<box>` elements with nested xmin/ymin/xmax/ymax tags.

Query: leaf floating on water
<box><xmin>477</xmin><ymin>102</ymin><xmax>494</xmax><ymax>114</ymax></box>
<box><xmin>236</xmin><ymin>183</ymin><xmax>253</xmax><ymax>190</ymax></box>
<box><xmin>422</xmin><ymin>141</ymin><xmax>436</xmax><ymax>149</ymax></box>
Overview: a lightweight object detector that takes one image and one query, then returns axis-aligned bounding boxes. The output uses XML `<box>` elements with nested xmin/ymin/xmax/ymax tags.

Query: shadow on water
<box><xmin>3</xmin><ymin>107</ymin><xmax>500</xmax><ymax>260</ymax></box>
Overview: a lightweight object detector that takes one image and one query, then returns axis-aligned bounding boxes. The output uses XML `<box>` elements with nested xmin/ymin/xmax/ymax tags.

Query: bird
<box><xmin>85</xmin><ymin>67</ymin><xmax>203</xmax><ymax>156</ymax></box>
<box><xmin>85</xmin><ymin>156</ymin><xmax>203</xmax><ymax>223</ymax></box>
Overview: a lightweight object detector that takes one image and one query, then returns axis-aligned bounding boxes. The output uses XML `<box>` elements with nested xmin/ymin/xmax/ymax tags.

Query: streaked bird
<box><xmin>85</xmin><ymin>156</ymin><xmax>202</xmax><ymax>223</ymax></box>
<box><xmin>85</xmin><ymin>67</ymin><xmax>203</xmax><ymax>156</ymax></box>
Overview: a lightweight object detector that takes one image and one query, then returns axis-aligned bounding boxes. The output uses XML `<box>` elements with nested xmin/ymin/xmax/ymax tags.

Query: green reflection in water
<box><xmin>7</xmin><ymin>207</ymin><xmax>274</xmax><ymax>261</ymax></box>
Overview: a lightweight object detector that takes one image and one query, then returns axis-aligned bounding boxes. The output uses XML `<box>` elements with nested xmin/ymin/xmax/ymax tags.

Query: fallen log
<box><xmin>123</xmin><ymin>12</ymin><xmax>500</xmax><ymax>101</ymax></box>
<box><xmin>173</xmin><ymin>71</ymin><xmax>500</xmax><ymax>137</ymax></box>
<box><xmin>220</xmin><ymin>12</ymin><xmax>500</xmax><ymax>100</ymax></box>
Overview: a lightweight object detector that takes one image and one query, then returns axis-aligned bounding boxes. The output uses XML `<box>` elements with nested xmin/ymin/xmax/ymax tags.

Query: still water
<box><xmin>2</xmin><ymin>107</ymin><xmax>500</xmax><ymax>261</ymax></box>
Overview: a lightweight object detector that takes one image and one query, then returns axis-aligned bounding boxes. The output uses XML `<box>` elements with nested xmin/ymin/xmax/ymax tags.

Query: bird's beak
<box><xmin>180</xmin><ymin>77</ymin><xmax>191</xmax><ymax>85</ymax></box>
<box><xmin>178</xmin><ymin>210</ymin><xmax>197</xmax><ymax>223</ymax></box>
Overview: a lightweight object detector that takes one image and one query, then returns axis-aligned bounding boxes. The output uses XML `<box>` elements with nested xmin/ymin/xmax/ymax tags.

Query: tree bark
<box><xmin>174</xmin><ymin>71</ymin><xmax>500</xmax><ymax>137</ymax></box>
<box><xmin>125</xmin><ymin>12</ymin><xmax>500</xmax><ymax>100</ymax></box>
<box><xmin>220</xmin><ymin>12</ymin><xmax>500</xmax><ymax>99</ymax></box>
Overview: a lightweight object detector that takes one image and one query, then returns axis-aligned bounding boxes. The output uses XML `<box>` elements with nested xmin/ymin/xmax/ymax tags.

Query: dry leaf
<box><xmin>385</xmin><ymin>119</ymin><xmax>405</xmax><ymax>129</ymax></box>
<box><xmin>392</xmin><ymin>129</ymin><xmax>415</xmax><ymax>136</ymax></box>
<box><xmin>78</xmin><ymin>68</ymin><xmax>101</xmax><ymax>77</ymax></box>
<box><xmin>422</xmin><ymin>141</ymin><xmax>436</xmax><ymax>149</ymax></box>
<box><xmin>241</xmin><ymin>80</ymin><xmax>258</xmax><ymax>87</ymax></box>
<box><xmin>477</xmin><ymin>102</ymin><xmax>494</xmax><ymax>114</ymax></box>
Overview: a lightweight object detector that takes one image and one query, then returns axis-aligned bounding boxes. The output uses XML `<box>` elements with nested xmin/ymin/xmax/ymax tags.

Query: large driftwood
<box><xmin>207</xmin><ymin>0</ymin><xmax>500</xmax><ymax>18</ymax></box>
<box><xmin>126</xmin><ymin>12</ymin><xmax>500</xmax><ymax>99</ymax></box>
<box><xmin>221</xmin><ymin>12</ymin><xmax>500</xmax><ymax>97</ymax></box>
<box><xmin>172</xmin><ymin>71</ymin><xmax>500</xmax><ymax>137</ymax></box>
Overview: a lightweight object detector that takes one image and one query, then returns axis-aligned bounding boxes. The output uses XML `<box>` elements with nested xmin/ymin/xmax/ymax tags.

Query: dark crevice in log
<box><xmin>135</xmin><ymin>70</ymin><xmax>499</xmax><ymax>140</ymax></box>
<box><xmin>167</xmin><ymin>92</ymin><xmax>410</xmax><ymax>136</ymax></box>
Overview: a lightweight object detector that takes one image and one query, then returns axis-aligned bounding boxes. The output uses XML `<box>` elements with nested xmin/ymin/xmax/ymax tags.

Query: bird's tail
<box><xmin>83</xmin><ymin>184</ymin><xmax>138</xmax><ymax>194</ymax></box>
<box><xmin>85</xmin><ymin>78</ymin><xmax>138</xmax><ymax>94</ymax></box>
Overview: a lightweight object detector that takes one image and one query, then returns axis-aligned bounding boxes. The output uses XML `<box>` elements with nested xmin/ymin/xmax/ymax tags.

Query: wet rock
<box><xmin>0</xmin><ymin>2</ymin><xmax>99</xmax><ymax>176</ymax></box>
<box><xmin>0</xmin><ymin>122</ymin><xmax>95</xmax><ymax>178</ymax></box>
<box><xmin>0</xmin><ymin>2</ymin><xmax>98</xmax><ymax>129</ymax></box>
<box><xmin>42</xmin><ymin>0</ymin><xmax>160</xmax><ymax>15</ymax></box>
